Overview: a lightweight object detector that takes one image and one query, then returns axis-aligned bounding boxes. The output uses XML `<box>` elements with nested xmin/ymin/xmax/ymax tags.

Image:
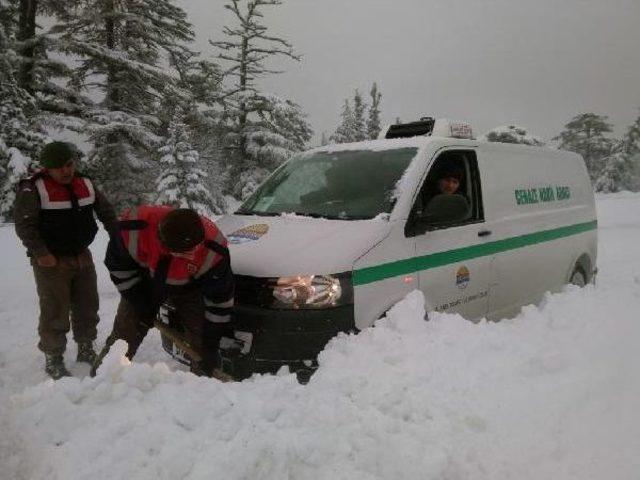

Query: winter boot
<box><xmin>76</xmin><ymin>342</ymin><xmax>97</xmax><ymax>364</ymax></box>
<box><xmin>45</xmin><ymin>354</ymin><xmax>71</xmax><ymax>380</ymax></box>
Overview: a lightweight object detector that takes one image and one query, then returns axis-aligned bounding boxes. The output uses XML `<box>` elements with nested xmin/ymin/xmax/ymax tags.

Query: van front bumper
<box><xmin>219</xmin><ymin>303</ymin><xmax>356</xmax><ymax>381</ymax></box>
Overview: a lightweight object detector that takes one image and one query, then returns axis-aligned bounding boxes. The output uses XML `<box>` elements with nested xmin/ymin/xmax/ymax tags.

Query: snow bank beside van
<box><xmin>5</xmin><ymin>232</ymin><xmax>640</xmax><ymax>479</ymax></box>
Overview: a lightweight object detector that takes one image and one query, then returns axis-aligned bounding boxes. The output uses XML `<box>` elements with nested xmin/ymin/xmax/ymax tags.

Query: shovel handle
<box><xmin>153</xmin><ymin>320</ymin><xmax>203</xmax><ymax>363</ymax></box>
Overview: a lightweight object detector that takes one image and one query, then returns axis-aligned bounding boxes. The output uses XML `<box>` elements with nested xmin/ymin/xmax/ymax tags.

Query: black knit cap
<box><xmin>438</xmin><ymin>165</ymin><xmax>464</xmax><ymax>181</ymax></box>
<box><xmin>40</xmin><ymin>141</ymin><xmax>80</xmax><ymax>169</ymax></box>
<box><xmin>158</xmin><ymin>208</ymin><xmax>205</xmax><ymax>252</ymax></box>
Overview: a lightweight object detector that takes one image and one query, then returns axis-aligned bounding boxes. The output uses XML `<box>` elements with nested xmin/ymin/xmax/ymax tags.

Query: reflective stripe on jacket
<box><xmin>119</xmin><ymin>205</ymin><xmax>227</xmax><ymax>284</ymax></box>
<box><xmin>105</xmin><ymin>205</ymin><xmax>234</xmax><ymax>324</ymax></box>
<box><xmin>33</xmin><ymin>173</ymin><xmax>98</xmax><ymax>256</ymax></box>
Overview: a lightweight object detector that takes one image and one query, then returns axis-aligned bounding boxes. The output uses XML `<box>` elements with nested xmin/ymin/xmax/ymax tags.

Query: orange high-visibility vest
<box><xmin>119</xmin><ymin>205</ymin><xmax>227</xmax><ymax>285</ymax></box>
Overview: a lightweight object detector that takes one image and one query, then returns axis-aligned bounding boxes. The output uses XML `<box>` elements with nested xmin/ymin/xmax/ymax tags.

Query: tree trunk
<box><xmin>104</xmin><ymin>0</ymin><xmax>119</xmax><ymax>110</ymax></box>
<box><xmin>238</xmin><ymin>35</ymin><xmax>248</xmax><ymax>160</ymax></box>
<box><xmin>17</xmin><ymin>0</ymin><xmax>37</xmax><ymax>94</ymax></box>
<box><xmin>239</xmin><ymin>36</ymin><xmax>248</xmax><ymax>121</ymax></box>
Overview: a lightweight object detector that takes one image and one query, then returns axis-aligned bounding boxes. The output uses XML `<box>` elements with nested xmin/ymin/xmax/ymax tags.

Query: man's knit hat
<box><xmin>438</xmin><ymin>164</ymin><xmax>464</xmax><ymax>181</ymax></box>
<box><xmin>40</xmin><ymin>141</ymin><xmax>80</xmax><ymax>169</ymax></box>
<box><xmin>158</xmin><ymin>208</ymin><xmax>205</xmax><ymax>253</ymax></box>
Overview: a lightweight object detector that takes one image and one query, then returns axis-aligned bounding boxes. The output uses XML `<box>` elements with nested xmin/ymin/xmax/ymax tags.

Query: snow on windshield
<box><xmin>239</xmin><ymin>147</ymin><xmax>419</xmax><ymax>220</ymax></box>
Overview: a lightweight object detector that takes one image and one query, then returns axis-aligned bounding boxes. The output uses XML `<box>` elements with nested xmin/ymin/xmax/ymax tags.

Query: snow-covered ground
<box><xmin>1</xmin><ymin>193</ymin><xmax>639</xmax><ymax>480</ymax></box>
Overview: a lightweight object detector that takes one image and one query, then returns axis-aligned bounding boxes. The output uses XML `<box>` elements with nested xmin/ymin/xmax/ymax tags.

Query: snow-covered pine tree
<box><xmin>52</xmin><ymin>0</ymin><xmax>194</xmax><ymax>209</ymax></box>
<box><xmin>0</xmin><ymin>0</ymin><xmax>12</xmax><ymax>18</ymax></box>
<box><xmin>484</xmin><ymin>125</ymin><xmax>545</xmax><ymax>146</ymax></box>
<box><xmin>623</xmin><ymin>110</ymin><xmax>640</xmax><ymax>158</ymax></box>
<box><xmin>0</xmin><ymin>6</ymin><xmax>45</xmax><ymax>220</ymax></box>
<box><xmin>593</xmin><ymin>142</ymin><xmax>635</xmax><ymax>193</ymax></box>
<box><xmin>164</xmin><ymin>51</ymin><xmax>228</xmax><ymax>213</ymax></box>
<box><xmin>163</xmin><ymin>49</ymin><xmax>224</xmax><ymax>126</ymax></box>
<box><xmin>188</xmin><ymin>109</ymin><xmax>230</xmax><ymax>214</ymax></box>
<box><xmin>352</xmin><ymin>89</ymin><xmax>367</xmax><ymax>142</ymax></box>
<box><xmin>330</xmin><ymin>99</ymin><xmax>356</xmax><ymax>144</ymax></box>
<box><xmin>616</xmin><ymin>111</ymin><xmax>640</xmax><ymax>191</ymax></box>
<box><xmin>0</xmin><ymin>67</ymin><xmax>42</xmax><ymax>166</ymax></box>
<box><xmin>235</xmin><ymin>93</ymin><xmax>311</xmax><ymax>198</ymax></box>
<box><xmin>0</xmin><ymin>0</ymin><xmax>92</xmax><ymax>132</ymax></box>
<box><xmin>366</xmin><ymin>82</ymin><xmax>382</xmax><ymax>140</ymax></box>
<box><xmin>210</xmin><ymin>0</ymin><xmax>301</xmax><ymax>194</ymax></box>
<box><xmin>624</xmin><ymin>158</ymin><xmax>640</xmax><ymax>193</ymax></box>
<box><xmin>0</xmin><ymin>136</ymin><xmax>5</xmax><ymax>179</ymax></box>
<box><xmin>156</xmin><ymin>108</ymin><xmax>218</xmax><ymax>215</ymax></box>
<box><xmin>0</xmin><ymin>0</ymin><xmax>18</xmax><ymax>55</ymax></box>
<box><xmin>0</xmin><ymin>145</ymin><xmax>34</xmax><ymax>220</ymax></box>
<box><xmin>553</xmin><ymin>113</ymin><xmax>615</xmax><ymax>183</ymax></box>
<box><xmin>255</xmin><ymin>94</ymin><xmax>312</xmax><ymax>154</ymax></box>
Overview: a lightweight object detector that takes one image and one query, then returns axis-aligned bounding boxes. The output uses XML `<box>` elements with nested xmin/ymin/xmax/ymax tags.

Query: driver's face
<box><xmin>438</xmin><ymin>176</ymin><xmax>460</xmax><ymax>195</ymax></box>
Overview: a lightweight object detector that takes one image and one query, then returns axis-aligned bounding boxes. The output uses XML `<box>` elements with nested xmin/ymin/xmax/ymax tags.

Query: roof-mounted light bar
<box><xmin>383</xmin><ymin>117</ymin><xmax>474</xmax><ymax>140</ymax></box>
<box><xmin>384</xmin><ymin>117</ymin><xmax>435</xmax><ymax>139</ymax></box>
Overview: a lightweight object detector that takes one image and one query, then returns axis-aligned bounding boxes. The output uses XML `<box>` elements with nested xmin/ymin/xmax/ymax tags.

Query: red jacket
<box><xmin>105</xmin><ymin>205</ymin><xmax>234</xmax><ymax>325</ymax></box>
<box><xmin>119</xmin><ymin>205</ymin><xmax>227</xmax><ymax>285</ymax></box>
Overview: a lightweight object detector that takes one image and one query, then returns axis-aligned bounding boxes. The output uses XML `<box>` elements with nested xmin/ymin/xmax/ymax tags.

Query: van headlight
<box><xmin>271</xmin><ymin>272</ymin><xmax>353</xmax><ymax>309</ymax></box>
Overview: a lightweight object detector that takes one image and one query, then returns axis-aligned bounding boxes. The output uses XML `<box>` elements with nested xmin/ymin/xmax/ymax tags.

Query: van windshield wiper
<box><xmin>235</xmin><ymin>209</ymin><xmax>280</xmax><ymax>217</ymax></box>
<box><xmin>236</xmin><ymin>209</ymin><xmax>376</xmax><ymax>220</ymax></box>
<box><xmin>289</xmin><ymin>211</ymin><xmax>329</xmax><ymax>219</ymax></box>
<box><xmin>289</xmin><ymin>212</ymin><xmax>375</xmax><ymax>221</ymax></box>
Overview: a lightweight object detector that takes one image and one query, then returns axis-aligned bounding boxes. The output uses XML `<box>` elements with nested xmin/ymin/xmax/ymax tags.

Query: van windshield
<box><xmin>237</xmin><ymin>148</ymin><xmax>418</xmax><ymax>220</ymax></box>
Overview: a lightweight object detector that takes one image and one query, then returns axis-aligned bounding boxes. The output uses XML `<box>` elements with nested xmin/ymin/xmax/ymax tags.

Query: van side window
<box><xmin>405</xmin><ymin>150</ymin><xmax>484</xmax><ymax>237</ymax></box>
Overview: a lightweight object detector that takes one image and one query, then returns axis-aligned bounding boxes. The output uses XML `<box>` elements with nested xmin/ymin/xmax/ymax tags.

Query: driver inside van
<box><xmin>420</xmin><ymin>162</ymin><xmax>471</xmax><ymax>224</ymax></box>
<box><xmin>436</xmin><ymin>166</ymin><xmax>463</xmax><ymax>195</ymax></box>
<box><xmin>421</xmin><ymin>162</ymin><xmax>466</xmax><ymax>204</ymax></box>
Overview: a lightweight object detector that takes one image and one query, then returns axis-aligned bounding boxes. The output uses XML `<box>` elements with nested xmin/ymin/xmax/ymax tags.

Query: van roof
<box><xmin>309</xmin><ymin>136</ymin><xmax>451</xmax><ymax>155</ymax></box>
<box><xmin>310</xmin><ymin>136</ymin><xmax>576</xmax><ymax>161</ymax></box>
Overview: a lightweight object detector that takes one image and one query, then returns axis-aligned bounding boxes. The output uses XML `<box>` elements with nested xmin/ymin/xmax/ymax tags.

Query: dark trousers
<box><xmin>106</xmin><ymin>289</ymin><xmax>215</xmax><ymax>372</ymax></box>
<box><xmin>32</xmin><ymin>250</ymin><xmax>100</xmax><ymax>356</ymax></box>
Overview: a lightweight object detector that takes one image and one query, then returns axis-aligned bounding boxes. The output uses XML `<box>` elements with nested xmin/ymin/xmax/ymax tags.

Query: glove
<box><xmin>219</xmin><ymin>336</ymin><xmax>245</xmax><ymax>358</ymax></box>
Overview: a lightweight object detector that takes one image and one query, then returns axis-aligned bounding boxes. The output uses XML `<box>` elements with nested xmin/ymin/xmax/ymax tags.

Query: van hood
<box><xmin>216</xmin><ymin>214</ymin><xmax>391</xmax><ymax>277</ymax></box>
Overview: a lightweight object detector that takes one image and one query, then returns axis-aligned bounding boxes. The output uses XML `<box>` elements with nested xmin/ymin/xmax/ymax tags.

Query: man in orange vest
<box><xmin>93</xmin><ymin>205</ymin><xmax>235</xmax><ymax>376</ymax></box>
<box><xmin>14</xmin><ymin>141</ymin><xmax>117</xmax><ymax>379</ymax></box>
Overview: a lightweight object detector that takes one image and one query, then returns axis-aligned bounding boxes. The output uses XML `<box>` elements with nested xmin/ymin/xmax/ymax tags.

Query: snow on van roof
<box><xmin>307</xmin><ymin>136</ymin><xmax>431</xmax><ymax>155</ymax></box>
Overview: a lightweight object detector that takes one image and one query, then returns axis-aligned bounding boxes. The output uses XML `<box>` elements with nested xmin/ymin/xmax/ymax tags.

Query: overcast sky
<box><xmin>180</xmin><ymin>0</ymin><xmax>640</xmax><ymax>144</ymax></box>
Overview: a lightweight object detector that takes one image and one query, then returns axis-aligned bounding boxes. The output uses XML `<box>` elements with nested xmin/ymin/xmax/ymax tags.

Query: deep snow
<box><xmin>1</xmin><ymin>193</ymin><xmax>639</xmax><ymax>480</ymax></box>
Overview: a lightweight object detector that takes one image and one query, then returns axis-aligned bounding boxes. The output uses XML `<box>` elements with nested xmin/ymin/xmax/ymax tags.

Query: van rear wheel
<box><xmin>569</xmin><ymin>266</ymin><xmax>587</xmax><ymax>287</ymax></box>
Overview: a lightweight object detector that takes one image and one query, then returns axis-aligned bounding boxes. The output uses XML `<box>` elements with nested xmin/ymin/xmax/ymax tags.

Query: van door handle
<box><xmin>478</xmin><ymin>230</ymin><xmax>492</xmax><ymax>237</ymax></box>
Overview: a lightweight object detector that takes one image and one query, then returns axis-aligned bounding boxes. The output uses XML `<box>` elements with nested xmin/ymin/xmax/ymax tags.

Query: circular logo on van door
<box><xmin>456</xmin><ymin>266</ymin><xmax>470</xmax><ymax>289</ymax></box>
<box><xmin>228</xmin><ymin>224</ymin><xmax>270</xmax><ymax>244</ymax></box>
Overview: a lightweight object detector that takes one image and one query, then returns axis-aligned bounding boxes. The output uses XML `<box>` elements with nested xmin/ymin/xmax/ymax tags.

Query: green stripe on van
<box><xmin>352</xmin><ymin>220</ymin><xmax>597</xmax><ymax>286</ymax></box>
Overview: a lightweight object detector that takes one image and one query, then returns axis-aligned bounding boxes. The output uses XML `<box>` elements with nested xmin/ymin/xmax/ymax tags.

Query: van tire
<box><xmin>569</xmin><ymin>265</ymin><xmax>587</xmax><ymax>287</ymax></box>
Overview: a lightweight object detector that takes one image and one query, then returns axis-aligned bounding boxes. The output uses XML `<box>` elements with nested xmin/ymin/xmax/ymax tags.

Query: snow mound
<box><xmin>5</xmin><ymin>282</ymin><xmax>640</xmax><ymax>480</ymax></box>
<box><xmin>2</xmin><ymin>194</ymin><xmax>640</xmax><ymax>479</ymax></box>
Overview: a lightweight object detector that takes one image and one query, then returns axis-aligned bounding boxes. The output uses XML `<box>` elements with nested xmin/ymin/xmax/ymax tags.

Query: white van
<box><xmin>180</xmin><ymin>119</ymin><xmax>597</xmax><ymax>379</ymax></box>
